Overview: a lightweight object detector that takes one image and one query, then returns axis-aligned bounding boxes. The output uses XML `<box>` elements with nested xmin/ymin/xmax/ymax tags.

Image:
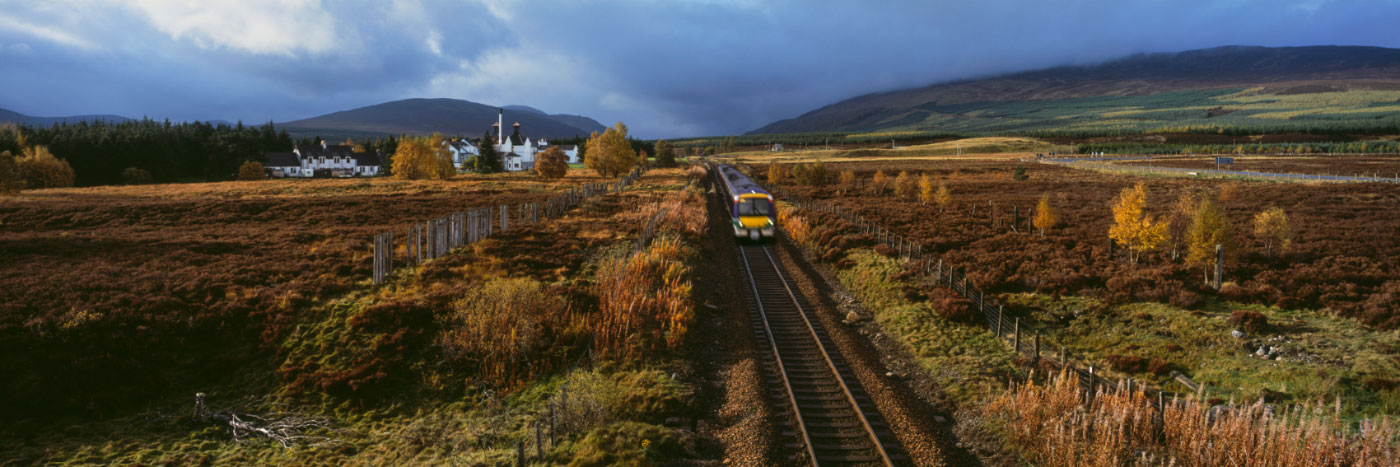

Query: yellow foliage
<box><xmin>917</xmin><ymin>174</ymin><xmax>934</xmax><ymax>205</ymax></box>
<box><xmin>1252</xmin><ymin>206</ymin><xmax>1291</xmax><ymax>257</ymax></box>
<box><xmin>17</xmin><ymin>145</ymin><xmax>75</xmax><ymax>189</ymax></box>
<box><xmin>392</xmin><ymin>133</ymin><xmax>454</xmax><ymax>180</ymax></box>
<box><xmin>238</xmin><ymin>160</ymin><xmax>265</xmax><ymax>180</ymax></box>
<box><xmin>1033</xmin><ymin>194</ymin><xmax>1058</xmax><ymax>236</ymax></box>
<box><xmin>535</xmin><ymin>145</ymin><xmax>569</xmax><ymax>179</ymax></box>
<box><xmin>1185</xmin><ymin>194</ymin><xmax>1232</xmax><ymax>282</ymax></box>
<box><xmin>585</xmin><ymin>122</ymin><xmax>637</xmax><ymax>178</ymax></box>
<box><xmin>1108</xmin><ymin>183</ymin><xmax>1169</xmax><ymax>263</ymax></box>
<box><xmin>767</xmin><ymin>163</ymin><xmax>786</xmax><ymax>184</ymax></box>
<box><xmin>838</xmin><ymin>169</ymin><xmax>856</xmax><ymax>193</ymax></box>
<box><xmin>871</xmin><ymin>170</ymin><xmax>889</xmax><ymax>194</ymax></box>
<box><xmin>934</xmin><ymin>182</ymin><xmax>951</xmax><ymax>212</ymax></box>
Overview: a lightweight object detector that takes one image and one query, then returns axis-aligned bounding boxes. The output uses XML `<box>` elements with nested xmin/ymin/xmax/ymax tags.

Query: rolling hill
<box><xmin>749</xmin><ymin>45</ymin><xmax>1400</xmax><ymax>136</ymax></box>
<box><xmin>279</xmin><ymin>98</ymin><xmax>605</xmax><ymax>141</ymax></box>
<box><xmin>0</xmin><ymin>108</ymin><xmax>133</xmax><ymax>127</ymax></box>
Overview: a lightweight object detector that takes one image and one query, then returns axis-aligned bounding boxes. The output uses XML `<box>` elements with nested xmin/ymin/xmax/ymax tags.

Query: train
<box><xmin>715</xmin><ymin>164</ymin><xmax>777</xmax><ymax>241</ymax></box>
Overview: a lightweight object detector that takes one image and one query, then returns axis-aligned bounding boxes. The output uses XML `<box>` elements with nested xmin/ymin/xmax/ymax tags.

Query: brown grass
<box><xmin>988</xmin><ymin>370</ymin><xmax>1400</xmax><ymax>466</ymax></box>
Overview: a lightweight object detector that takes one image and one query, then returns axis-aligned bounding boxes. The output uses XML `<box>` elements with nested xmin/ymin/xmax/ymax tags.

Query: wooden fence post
<box><xmin>372</xmin><ymin>233</ymin><xmax>382</xmax><ymax>285</ymax></box>
<box><xmin>536</xmin><ymin>420</ymin><xmax>544</xmax><ymax>460</ymax></box>
<box><xmin>996</xmin><ymin>305</ymin><xmax>1004</xmax><ymax>336</ymax></box>
<box><xmin>501</xmin><ymin>205</ymin><xmax>509</xmax><ymax>232</ymax></box>
<box><xmin>1013</xmin><ymin>318</ymin><xmax>1021</xmax><ymax>353</ymax></box>
<box><xmin>1033</xmin><ymin>333</ymin><xmax>1040</xmax><ymax>365</ymax></box>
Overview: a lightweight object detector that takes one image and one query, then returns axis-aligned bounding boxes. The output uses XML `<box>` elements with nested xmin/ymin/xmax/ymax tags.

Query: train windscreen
<box><xmin>738</xmin><ymin>198</ymin><xmax>772</xmax><ymax>216</ymax></box>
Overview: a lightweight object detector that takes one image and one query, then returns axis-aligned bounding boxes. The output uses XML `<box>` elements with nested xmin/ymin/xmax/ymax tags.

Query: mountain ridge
<box><xmin>0</xmin><ymin>108</ymin><xmax>134</xmax><ymax>127</ymax></box>
<box><xmin>279</xmin><ymin>98</ymin><xmax>605</xmax><ymax>140</ymax></box>
<box><xmin>750</xmin><ymin>45</ymin><xmax>1400</xmax><ymax>134</ymax></box>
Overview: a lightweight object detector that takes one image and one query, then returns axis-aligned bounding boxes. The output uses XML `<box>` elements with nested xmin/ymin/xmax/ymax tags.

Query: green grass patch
<box><xmin>836</xmin><ymin>249</ymin><xmax>1014</xmax><ymax>402</ymax></box>
<box><xmin>1003</xmin><ymin>293</ymin><xmax>1400</xmax><ymax>420</ymax></box>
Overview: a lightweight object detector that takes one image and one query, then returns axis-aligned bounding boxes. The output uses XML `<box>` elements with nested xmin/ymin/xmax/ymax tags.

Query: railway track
<box><xmin>739</xmin><ymin>244</ymin><xmax>908</xmax><ymax>466</ymax></box>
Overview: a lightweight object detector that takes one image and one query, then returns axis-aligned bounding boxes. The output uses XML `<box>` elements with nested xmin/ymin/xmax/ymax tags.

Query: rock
<box><xmin>722</xmin><ymin>458</ymin><xmax>732</xmax><ymax>465</ymax></box>
<box><xmin>1256</xmin><ymin>346</ymin><xmax>1269</xmax><ymax>356</ymax></box>
<box><xmin>1231</xmin><ymin>330</ymin><xmax>1246</xmax><ymax>339</ymax></box>
<box><xmin>934</xmin><ymin>416</ymin><xmax>947</xmax><ymax>424</ymax></box>
<box><xmin>885</xmin><ymin>371</ymin><xmax>895</xmax><ymax>377</ymax></box>
<box><xmin>844</xmin><ymin>311</ymin><xmax>861</xmax><ymax>323</ymax></box>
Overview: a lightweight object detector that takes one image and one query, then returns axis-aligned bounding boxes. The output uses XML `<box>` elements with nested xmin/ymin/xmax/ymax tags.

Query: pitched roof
<box><xmin>558</xmin><ymin>145</ymin><xmax>577</xmax><ymax>150</ymax></box>
<box><xmin>264</xmin><ymin>152</ymin><xmax>300</xmax><ymax>167</ymax></box>
<box><xmin>353</xmin><ymin>151</ymin><xmax>382</xmax><ymax>166</ymax></box>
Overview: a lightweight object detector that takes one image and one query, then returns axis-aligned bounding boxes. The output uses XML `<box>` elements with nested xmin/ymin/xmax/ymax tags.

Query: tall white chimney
<box><xmin>497</xmin><ymin>108</ymin><xmax>503</xmax><ymax>143</ymax></box>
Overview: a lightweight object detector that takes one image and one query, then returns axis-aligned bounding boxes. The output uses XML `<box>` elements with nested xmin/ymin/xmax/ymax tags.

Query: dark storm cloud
<box><xmin>1</xmin><ymin>0</ymin><xmax>1399</xmax><ymax>138</ymax></box>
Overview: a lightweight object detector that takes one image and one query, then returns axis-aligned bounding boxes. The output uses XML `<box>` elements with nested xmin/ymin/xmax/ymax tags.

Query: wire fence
<box><xmin>763</xmin><ymin>182</ymin><xmax>1213</xmax><ymax>411</ymax></box>
<box><xmin>371</xmin><ymin>168</ymin><xmax>645</xmax><ymax>286</ymax></box>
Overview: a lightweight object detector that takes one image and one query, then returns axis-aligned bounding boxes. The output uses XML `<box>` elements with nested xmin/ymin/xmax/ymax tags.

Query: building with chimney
<box><xmin>449</xmin><ymin>108</ymin><xmax>580</xmax><ymax>172</ymax></box>
<box><xmin>262</xmin><ymin>141</ymin><xmax>382</xmax><ymax>178</ymax></box>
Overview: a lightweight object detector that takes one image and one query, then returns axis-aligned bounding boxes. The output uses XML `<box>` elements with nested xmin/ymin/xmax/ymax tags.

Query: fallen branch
<box><xmin>195</xmin><ymin>393</ymin><xmax>336</xmax><ymax>448</ymax></box>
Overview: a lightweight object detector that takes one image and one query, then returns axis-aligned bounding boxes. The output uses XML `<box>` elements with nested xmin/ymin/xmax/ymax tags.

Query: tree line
<box><xmin>0</xmin><ymin>119</ymin><xmax>293</xmax><ymax>187</ymax></box>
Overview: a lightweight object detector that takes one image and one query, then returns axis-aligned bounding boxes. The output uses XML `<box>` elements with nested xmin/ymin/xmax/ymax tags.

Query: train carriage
<box><xmin>715</xmin><ymin>164</ymin><xmax>777</xmax><ymax>241</ymax></box>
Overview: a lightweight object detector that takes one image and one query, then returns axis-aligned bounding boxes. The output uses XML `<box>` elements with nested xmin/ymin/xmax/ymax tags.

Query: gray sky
<box><xmin>2</xmin><ymin>0</ymin><xmax>1399</xmax><ymax>138</ymax></box>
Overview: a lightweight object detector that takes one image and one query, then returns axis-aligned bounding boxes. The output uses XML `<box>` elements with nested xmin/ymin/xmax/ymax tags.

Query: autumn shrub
<box><xmin>438</xmin><ymin>277</ymin><xmax>568</xmax><ymax>387</ymax></box>
<box><xmin>791</xmin><ymin>162</ymin><xmax>828</xmax><ymax>186</ymax></box>
<box><xmin>1147</xmin><ymin>358</ymin><xmax>1171</xmax><ymax>375</ymax></box>
<box><xmin>777</xmin><ymin>205</ymin><xmax>811</xmax><ymax>245</ymax></box>
<box><xmin>988</xmin><ymin>370</ymin><xmax>1400</xmax><ymax>467</ymax></box>
<box><xmin>121</xmin><ymin>167</ymin><xmax>153</xmax><ymax>184</ymax></box>
<box><xmin>237</xmin><ymin>160</ymin><xmax>265</xmax><ymax>180</ymax></box>
<box><xmin>593</xmin><ymin>237</ymin><xmax>694</xmax><ymax>361</ymax></box>
<box><xmin>927</xmin><ymin>288</ymin><xmax>978</xmax><ymax>323</ymax></box>
<box><xmin>17</xmin><ymin>145</ymin><xmax>75</xmax><ymax>188</ymax></box>
<box><xmin>1169</xmin><ymin>289</ymin><xmax>1203</xmax><ymax>309</ymax></box>
<box><xmin>1106</xmin><ymin>354</ymin><xmax>1149</xmax><ymax>373</ymax></box>
<box><xmin>0</xmin><ymin>150</ymin><xmax>24</xmax><ymax>194</ymax></box>
<box><xmin>1229</xmin><ymin>309</ymin><xmax>1270</xmax><ymax>333</ymax></box>
<box><xmin>534</xmin><ymin>145</ymin><xmax>569</xmax><ymax>179</ymax></box>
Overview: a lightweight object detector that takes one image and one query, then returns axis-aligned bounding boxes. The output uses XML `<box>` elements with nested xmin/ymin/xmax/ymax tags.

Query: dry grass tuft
<box><xmin>988</xmin><ymin>370</ymin><xmax>1400</xmax><ymax>466</ymax></box>
<box><xmin>438</xmin><ymin>277</ymin><xmax>570</xmax><ymax>387</ymax></box>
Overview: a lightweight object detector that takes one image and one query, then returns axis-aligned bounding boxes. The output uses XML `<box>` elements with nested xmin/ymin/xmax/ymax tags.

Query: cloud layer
<box><xmin>1</xmin><ymin>0</ymin><xmax>1399</xmax><ymax>138</ymax></box>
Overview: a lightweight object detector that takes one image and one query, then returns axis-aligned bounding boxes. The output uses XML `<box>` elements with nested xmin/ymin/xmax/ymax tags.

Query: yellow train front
<box><xmin>716</xmin><ymin>164</ymin><xmax>777</xmax><ymax>241</ymax></box>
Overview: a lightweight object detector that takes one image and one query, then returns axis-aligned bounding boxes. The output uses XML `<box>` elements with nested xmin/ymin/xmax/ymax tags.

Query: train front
<box><xmin>732</xmin><ymin>192</ymin><xmax>776</xmax><ymax>241</ymax></box>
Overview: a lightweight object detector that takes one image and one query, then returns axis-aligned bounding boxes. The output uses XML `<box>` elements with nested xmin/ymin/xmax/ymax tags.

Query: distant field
<box><xmin>729</xmin><ymin>136</ymin><xmax>1068</xmax><ymax>164</ymax></box>
<box><xmin>1113</xmin><ymin>155</ymin><xmax>1400</xmax><ymax>178</ymax></box>
<box><xmin>852</xmin><ymin>87</ymin><xmax>1400</xmax><ymax>136</ymax></box>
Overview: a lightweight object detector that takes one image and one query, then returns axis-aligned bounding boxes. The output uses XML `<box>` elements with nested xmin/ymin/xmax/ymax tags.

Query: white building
<box><xmin>263</xmin><ymin>141</ymin><xmax>382</xmax><ymax>178</ymax></box>
<box><xmin>481</xmin><ymin>109</ymin><xmax>581</xmax><ymax>172</ymax></box>
<box><xmin>444</xmin><ymin>139</ymin><xmax>479</xmax><ymax>168</ymax></box>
